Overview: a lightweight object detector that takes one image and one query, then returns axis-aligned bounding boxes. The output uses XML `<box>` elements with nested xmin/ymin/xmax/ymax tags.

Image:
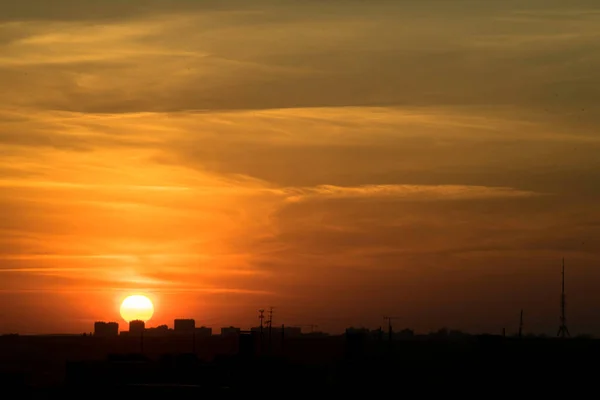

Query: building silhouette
<box><xmin>94</xmin><ymin>322</ymin><xmax>119</xmax><ymax>337</ymax></box>
<box><xmin>174</xmin><ymin>319</ymin><xmax>195</xmax><ymax>332</ymax></box>
<box><xmin>129</xmin><ymin>320</ymin><xmax>145</xmax><ymax>335</ymax></box>
<box><xmin>194</xmin><ymin>326</ymin><xmax>212</xmax><ymax>337</ymax></box>
<box><xmin>145</xmin><ymin>324</ymin><xmax>170</xmax><ymax>336</ymax></box>
<box><xmin>220</xmin><ymin>326</ymin><xmax>241</xmax><ymax>337</ymax></box>
<box><xmin>250</xmin><ymin>325</ymin><xmax>302</xmax><ymax>337</ymax></box>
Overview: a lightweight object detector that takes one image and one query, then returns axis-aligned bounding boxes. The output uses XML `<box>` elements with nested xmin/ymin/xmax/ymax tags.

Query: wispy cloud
<box><xmin>281</xmin><ymin>184</ymin><xmax>543</xmax><ymax>203</ymax></box>
<box><xmin>0</xmin><ymin>267</ymin><xmax>96</xmax><ymax>273</ymax></box>
<box><xmin>2</xmin><ymin>2</ymin><xmax>599</xmax><ymax>114</ymax></box>
<box><xmin>0</xmin><ymin>287</ymin><xmax>275</xmax><ymax>295</ymax></box>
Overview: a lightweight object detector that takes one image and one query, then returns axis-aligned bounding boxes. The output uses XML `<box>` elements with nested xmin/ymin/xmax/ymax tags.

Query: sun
<box><xmin>120</xmin><ymin>295</ymin><xmax>154</xmax><ymax>323</ymax></box>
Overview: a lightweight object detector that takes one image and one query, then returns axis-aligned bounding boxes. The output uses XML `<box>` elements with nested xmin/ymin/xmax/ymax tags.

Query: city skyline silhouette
<box><xmin>2</xmin><ymin>257</ymin><xmax>587</xmax><ymax>338</ymax></box>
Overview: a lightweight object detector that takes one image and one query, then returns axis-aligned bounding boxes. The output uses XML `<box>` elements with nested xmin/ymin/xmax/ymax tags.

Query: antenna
<box><xmin>518</xmin><ymin>309</ymin><xmax>523</xmax><ymax>338</ymax></box>
<box><xmin>383</xmin><ymin>316</ymin><xmax>400</xmax><ymax>342</ymax></box>
<box><xmin>557</xmin><ymin>258</ymin><xmax>570</xmax><ymax>338</ymax></box>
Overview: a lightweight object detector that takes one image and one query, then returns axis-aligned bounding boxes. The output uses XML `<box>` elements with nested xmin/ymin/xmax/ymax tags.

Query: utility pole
<box><xmin>259</xmin><ymin>309</ymin><xmax>265</xmax><ymax>334</ymax></box>
<box><xmin>258</xmin><ymin>308</ymin><xmax>265</xmax><ymax>354</ymax></box>
<box><xmin>518</xmin><ymin>309</ymin><xmax>523</xmax><ymax>338</ymax></box>
<box><xmin>383</xmin><ymin>316</ymin><xmax>400</xmax><ymax>342</ymax></box>
<box><xmin>557</xmin><ymin>258</ymin><xmax>570</xmax><ymax>338</ymax></box>
<box><xmin>258</xmin><ymin>309</ymin><xmax>265</xmax><ymax>353</ymax></box>
<box><xmin>266</xmin><ymin>307</ymin><xmax>274</xmax><ymax>352</ymax></box>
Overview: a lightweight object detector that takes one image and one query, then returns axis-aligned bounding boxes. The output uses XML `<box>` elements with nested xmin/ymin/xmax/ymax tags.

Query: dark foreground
<box><xmin>1</xmin><ymin>333</ymin><xmax>597</xmax><ymax>395</ymax></box>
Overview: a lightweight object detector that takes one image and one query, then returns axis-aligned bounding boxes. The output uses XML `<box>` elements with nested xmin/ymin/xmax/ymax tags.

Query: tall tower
<box><xmin>557</xmin><ymin>258</ymin><xmax>570</xmax><ymax>338</ymax></box>
<box><xmin>518</xmin><ymin>309</ymin><xmax>523</xmax><ymax>338</ymax></box>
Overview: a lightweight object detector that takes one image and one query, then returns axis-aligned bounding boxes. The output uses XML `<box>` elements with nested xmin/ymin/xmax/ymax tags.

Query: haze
<box><xmin>1</xmin><ymin>0</ymin><xmax>599</xmax><ymax>335</ymax></box>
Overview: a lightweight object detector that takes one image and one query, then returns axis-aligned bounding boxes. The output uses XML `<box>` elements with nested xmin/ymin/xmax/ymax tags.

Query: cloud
<box><xmin>281</xmin><ymin>184</ymin><xmax>542</xmax><ymax>202</ymax></box>
<box><xmin>0</xmin><ymin>287</ymin><xmax>274</xmax><ymax>295</ymax></box>
<box><xmin>0</xmin><ymin>267</ymin><xmax>96</xmax><ymax>273</ymax></box>
<box><xmin>1</xmin><ymin>1</ymin><xmax>599</xmax><ymax>114</ymax></box>
<box><xmin>0</xmin><ymin>0</ymin><xmax>248</xmax><ymax>23</ymax></box>
<box><xmin>505</xmin><ymin>7</ymin><xmax>600</xmax><ymax>22</ymax></box>
<box><xmin>2</xmin><ymin>105</ymin><xmax>597</xmax><ymax>198</ymax></box>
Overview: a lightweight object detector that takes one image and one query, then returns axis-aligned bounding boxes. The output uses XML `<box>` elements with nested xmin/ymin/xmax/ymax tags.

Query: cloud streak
<box><xmin>281</xmin><ymin>184</ymin><xmax>543</xmax><ymax>203</ymax></box>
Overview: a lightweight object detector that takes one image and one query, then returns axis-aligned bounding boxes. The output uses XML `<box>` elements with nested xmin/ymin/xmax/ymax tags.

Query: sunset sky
<box><xmin>1</xmin><ymin>0</ymin><xmax>599</xmax><ymax>335</ymax></box>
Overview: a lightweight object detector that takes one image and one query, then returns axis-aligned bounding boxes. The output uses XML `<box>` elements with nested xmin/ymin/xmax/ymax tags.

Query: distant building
<box><xmin>238</xmin><ymin>332</ymin><xmax>257</xmax><ymax>358</ymax></box>
<box><xmin>195</xmin><ymin>326</ymin><xmax>212</xmax><ymax>337</ymax></box>
<box><xmin>145</xmin><ymin>324</ymin><xmax>170</xmax><ymax>337</ymax></box>
<box><xmin>345</xmin><ymin>327</ymin><xmax>370</xmax><ymax>343</ymax></box>
<box><xmin>345</xmin><ymin>327</ymin><xmax>370</xmax><ymax>336</ymax></box>
<box><xmin>370</xmin><ymin>328</ymin><xmax>384</xmax><ymax>340</ymax></box>
<box><xmin>220</xmin><ymin>326</ymin><xmax>241</xmax><ymax>337</ymax></box>
<box><xmin>94</xmin><ymin>321</ymin><xmax>119</xmax><ymax>337</ymax></box>
<box><xmin>397</xmin><ymin>328</ymin><xmax>415</xmax><ymax>339</ymax></box>
<box><xmin>282</xmin><ymin>326</ymin><xmax>302</xmax><ymax>337</ymax></box>
<box><xmin>93</xmin><ymin>322</ymin><xmax>103</xmax><ymax>336</ymax></box>
<box><xmin>174</xmin><ymin>319</ymin><xmax>195</xmax><ymax>332</ymax></box>
<box><xmin>304</xmin><ymin>331</ymin><xmax>329</xmax><ymax>337</ymax></box>
<box><xmin>129</xmin><ymin>320</ymin><xmax>145</xmax><ymax>335</ymax></box>
<box><xmin>249</xmin><ymin>326</ymin><xmax>303</xmax><ymax>338</ymax></box>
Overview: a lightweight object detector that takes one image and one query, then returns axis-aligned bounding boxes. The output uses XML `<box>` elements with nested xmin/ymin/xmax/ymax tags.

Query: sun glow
<box><xmin>120</xmin><ymin>295</ymin><xmax>154</xmax><ymax>323</ymax></box>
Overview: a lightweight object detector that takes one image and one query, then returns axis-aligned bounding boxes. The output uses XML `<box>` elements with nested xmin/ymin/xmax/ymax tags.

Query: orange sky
<box><xmin>1</xmin><ymin>0</ymin><xmax>599</xmax><ymax>335</ymax></box>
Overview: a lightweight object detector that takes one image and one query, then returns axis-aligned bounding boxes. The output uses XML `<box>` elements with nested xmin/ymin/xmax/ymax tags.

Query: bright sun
<box><xmin>120</xmin><ymin>295</ymin><xmax>154</xmax><ymax>323</ymax></box>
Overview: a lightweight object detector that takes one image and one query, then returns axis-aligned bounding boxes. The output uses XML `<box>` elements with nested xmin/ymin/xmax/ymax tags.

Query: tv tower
<box><xmin>557</xmin><ymin>258</ymin><xmax>570</xmax><ymax>338</ymax></box>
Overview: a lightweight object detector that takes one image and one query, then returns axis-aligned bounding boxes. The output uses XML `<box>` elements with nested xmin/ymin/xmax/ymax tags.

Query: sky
<box><xmin>0</xmin><ymin>0</ymin><xmax>599</xmax><ymax>336</ymax></box>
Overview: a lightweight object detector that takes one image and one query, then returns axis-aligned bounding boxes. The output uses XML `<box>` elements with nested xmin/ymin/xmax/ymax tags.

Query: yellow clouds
<box><xmin>0</xmin><ymin>20</ymin><xmax>168</xmax><ymax>66</ymax></box>
<box><xmin>2</xmin><ymin>1</ymin><xmax>599</xmax><ymax>115</ymax></box>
